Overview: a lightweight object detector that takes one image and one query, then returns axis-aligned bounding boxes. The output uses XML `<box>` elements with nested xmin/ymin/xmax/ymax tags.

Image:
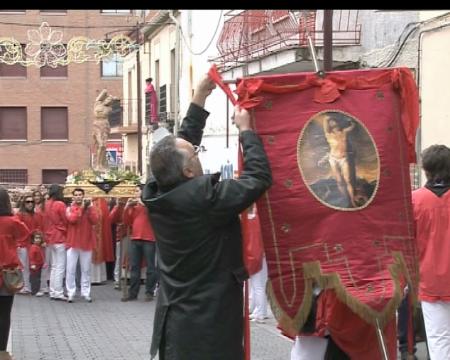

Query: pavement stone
<box><xmin>9</xmin><ymin>282</ymin><xmax>429</xmax><ymax>359</ymax></box>
<box><xmin>10</xmin><ymin>282</ymin><xmax>292</xmax><ymax>360</ymax></box>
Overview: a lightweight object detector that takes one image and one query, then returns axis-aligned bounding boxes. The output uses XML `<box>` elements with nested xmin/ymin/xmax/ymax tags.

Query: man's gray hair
<box><xmin>150</xmin><ymin>135</ymin><xmax>188</xmax><ymax>191</ymax></box>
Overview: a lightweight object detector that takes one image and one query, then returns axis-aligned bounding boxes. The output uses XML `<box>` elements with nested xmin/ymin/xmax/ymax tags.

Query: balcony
<box><xmin>214</xmin><ymin>10</ymin><xmax>361</xmax><ymax>71</ymax></box>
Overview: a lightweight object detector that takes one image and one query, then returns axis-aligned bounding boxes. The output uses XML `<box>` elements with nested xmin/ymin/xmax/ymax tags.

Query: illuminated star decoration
<box><xmin>0</xmin><ymin>22</ymin><xmax>137</xmax><ymax>68</ymax></box>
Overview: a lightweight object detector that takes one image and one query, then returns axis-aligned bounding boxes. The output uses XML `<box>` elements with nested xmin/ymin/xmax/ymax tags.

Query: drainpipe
<box><xmin>169</xmin><ymin>11</ymin><xmax>181</xmax><ymax>134</ymax></box>
<box><xmin>188</xmin><ymin>10</ymin><xmax>193</xmax><ymax>99</ymax></box>
<box><xmin>136</xmin><ymin>24</ymin><xmax>143</xmax><ymax>175</ymax></box>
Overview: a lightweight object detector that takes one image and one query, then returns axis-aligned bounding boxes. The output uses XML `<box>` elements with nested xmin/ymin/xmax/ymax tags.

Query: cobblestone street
<box><xmin>9</xmin><ymin>282</ymin><xmax>292</xmax><ymax>360</ymax></box>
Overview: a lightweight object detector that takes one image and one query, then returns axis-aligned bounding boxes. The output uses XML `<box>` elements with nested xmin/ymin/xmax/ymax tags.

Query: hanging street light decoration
<box><xmin>0</xmin><ymin>22</ymin><xmax>137</xmax><ymax>68</ymax></box>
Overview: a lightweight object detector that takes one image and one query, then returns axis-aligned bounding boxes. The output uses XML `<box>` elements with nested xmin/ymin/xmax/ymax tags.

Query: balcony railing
<box><xmin>214</xmin><ymin>10</ymin><xmax>361</xmax><ymax>70</ymax></box>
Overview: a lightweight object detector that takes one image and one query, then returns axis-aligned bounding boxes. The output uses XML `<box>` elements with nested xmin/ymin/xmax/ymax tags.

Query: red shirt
<box><xmin>66</xmin><ymin>204</ymin><xmax>100</xmax><ymax>251</ymax></box>
<box><xmin>15</xmin><ymin>212</ymin><xmax>43</xmax><ymax>248</ymax></box>
<box><xmin>45</xmin><ymin>199</ymin><xmax>67</xmax><ymax>245</ymax></box>
<box><xmin>123</xmin><ymin>203</ymin><xmax>155</xmax><ymax>241</ymax></box>
<box><xmin>0</xmin><ymin>216</ymin><xmax>30</xmax><ymax>269</ymax></box>
<box><xmin>109</xmin><ymin>204</ymin><xmax>129</xmax><ymax>240</ymax></box>
<box><xmin>412</xmin><ymin>187</ymin><xmax>450</xmax><ymax>301</ymax></box>
<box><xmin>29</xmin><ymin>243</ymin><xmax>45</xmax><ymax>272</ymax></box>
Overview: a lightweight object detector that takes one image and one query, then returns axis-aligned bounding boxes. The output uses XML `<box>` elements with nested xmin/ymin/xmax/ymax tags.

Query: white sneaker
<box><xmin>84</xmin><ymin>296</ymin><xmax>92</xmax><ymax>303</ymax></box>
<box><xmin>250</xmin><ymin>316</ymin><xmax>267</xmax><ymax>324</ymax></box>
<box><xmin>67</xmin><ymin>296</ymin><xmax>74</xmax><ymax>303</ymax></box>
<box><xmin>35</xmin><ymin>291</ymin><xmax>44</xmax><ymax>297</ymax></box>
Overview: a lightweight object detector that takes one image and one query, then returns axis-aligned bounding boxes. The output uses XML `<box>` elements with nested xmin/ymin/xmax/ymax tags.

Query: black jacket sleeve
<box><xmin>208</xmin><ymin>129</ymin><xmax>272</xmax><ymax>221</ymax></box>
<box><xmin>177</xmin><ymin>103</ymin><xmax>210</xmax><ymax>146</ymax></box>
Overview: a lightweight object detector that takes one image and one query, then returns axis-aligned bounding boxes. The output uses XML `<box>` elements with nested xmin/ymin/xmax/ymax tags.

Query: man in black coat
<box><xmin>142</xmin><ymin>74</ymin><xmax>272</xmax><ymax>360</ymax></box>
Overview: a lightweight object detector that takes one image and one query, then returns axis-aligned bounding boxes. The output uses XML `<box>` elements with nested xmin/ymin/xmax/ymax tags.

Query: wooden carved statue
<box><xmin>92</xmin><ymin>89</ymin><xmax>117</xmax><ymax>171</ymax></box>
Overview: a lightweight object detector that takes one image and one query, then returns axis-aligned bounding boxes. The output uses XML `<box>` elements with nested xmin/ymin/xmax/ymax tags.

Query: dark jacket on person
<box><xmin>142</xmin><ymin>103</ymin><xmax>272</xmax><ymax>360</ymax></box>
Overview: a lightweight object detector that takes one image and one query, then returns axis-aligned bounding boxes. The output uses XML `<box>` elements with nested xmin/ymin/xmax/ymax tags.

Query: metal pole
<box><xmin>307</xmin><ymin>35</ymin><xmax>320</xmax><ymax>73</ymax></box>
<box><xmin>136</xmin><ymin>24</ymin><xmax>143</xmax><ymax>174</ymax></box>
<box><xmin>173</xmin><ymin>12</ymin><xmax>181</xmax><ymax>134</ymax></box>
<box><xmin>375</xmin><ymin>318</ymin><xmax>390</xmax><ymax>360</ymax></box>
<box><xmin>323</xmin><ymin>10</ymin><xmax>333</xmax><ymax>72</ymax></box>
<box><xmin>226</xmin><ymin>96</ymin><xmax>229</xmax><ymax>148</ymax></box>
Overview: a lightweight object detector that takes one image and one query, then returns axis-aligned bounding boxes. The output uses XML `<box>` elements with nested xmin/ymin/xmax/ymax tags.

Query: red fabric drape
<box><xmin>92</xmin><ymin>198</ymin><xmax>114</xmax><ymax>263</ymax></box>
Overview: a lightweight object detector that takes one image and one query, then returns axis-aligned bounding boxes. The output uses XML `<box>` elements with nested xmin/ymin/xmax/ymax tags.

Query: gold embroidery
<box><xmin>264</xmin><ymin>100</ymin><xmax>273</xmax><ymax>110</ymax></box>
<box><xmin>284</xmin><ymin>179</ymin><xmax>293</xmax><ymax>188</ymax></box>
<box><xmin>281</xmin><ymin>223</ymin><xmax>291</xmax><ymax>233</ymax></box>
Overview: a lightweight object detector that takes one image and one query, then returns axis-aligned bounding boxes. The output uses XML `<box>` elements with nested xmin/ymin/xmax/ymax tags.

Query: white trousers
<box><xmin>49</xmin><ymin>243</ymin><xmax>66</xmax><ymax>298</ymax></box>
<box><xmin>39</xmin><ymin>245</ymin><xmax>52</xmax><ymax>292</ymax></box>
<box><xmin>114</xmin><ymin>241</ymin><xmax>121</xmax><ymax>283</ymax></box>
<box><xmin>17</xmin><ymin>247</ymin><xmax>31</xmax><ymax>292</ymax></box>
<box><xmin>90</xmin><ymin>262</ymin><xmax>106</xmax><ymax>283</ymax></box>
<box><xmin>291</xmin><ymin>336</ymin><xmax>328</xmax><ymax>360</ymax></box>
<box><xmin>422</xmin><ymin>300</ymin><xmax>450</xmax><ymax>360</ymax></box>
<box><xmin>66</xmin><ymin>248</ymin><xmax>92</xmax><ymax>298</ymax></box>
<box><xmin>249</xmin><ymin>256</ymin><xmax>268</xmax><ymax>318</ymax></box>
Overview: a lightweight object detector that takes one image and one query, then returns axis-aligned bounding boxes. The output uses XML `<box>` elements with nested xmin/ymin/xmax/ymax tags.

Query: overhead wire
<box><xmin>171</xmin><ymin>11</ymin><xmax>223</xmax><ymax>56</ymax></box>
<box><xmin>372</xmin><ymin>21</ymin><xmax>421</xmax><ymax>68</ymax></box>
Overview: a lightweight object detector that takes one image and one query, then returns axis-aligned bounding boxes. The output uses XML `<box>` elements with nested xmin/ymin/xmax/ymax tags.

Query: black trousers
<box><xmin>0</xmin><ymin>295</ymin><xmax>14</xmax><ymax>351</ymax></box>
<box><xmin>30</xmin><ymin>269</ymin><xmax>42</xmax><ymax>295</ymax></box>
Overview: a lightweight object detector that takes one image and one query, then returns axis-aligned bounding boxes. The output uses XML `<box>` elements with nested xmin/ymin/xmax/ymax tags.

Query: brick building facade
<box><xmin>0</xmin><ymin>9</ymin><xmax>141</xmax><ymax>185</ymax></box>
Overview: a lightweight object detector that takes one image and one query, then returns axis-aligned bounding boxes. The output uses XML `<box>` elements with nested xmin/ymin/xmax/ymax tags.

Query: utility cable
<box><xmin>170</xmin><ymin>11</ymin><xmax>223</xmax><ymax>56</ymax></box>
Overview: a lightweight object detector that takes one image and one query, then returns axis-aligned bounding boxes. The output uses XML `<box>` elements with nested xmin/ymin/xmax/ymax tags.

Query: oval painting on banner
<box><xmin>297</xmin><ymin>110</ymin><xmax>380</xmax><ymax>211</ymax></box>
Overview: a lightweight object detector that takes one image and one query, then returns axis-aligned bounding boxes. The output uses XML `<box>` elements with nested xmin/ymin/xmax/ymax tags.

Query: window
<box><xmin>127</xmin><ymin>70</ymin><xmax>133</xmax><ymax>122</ymax></box>
<box><xmin>41</xmin><ymin>107</ymin><xmax>68</xmax><ymax>140</ymax></box>
<box><xmin>40</xmin><ymin>64</ymin><xmax>68</xmax><ymax>77</ymax></box>
<box><xmin>0</xmin><ymin>44</ymin><xmax>27</xmax><ymax>77</ymax></box>
<box><xmin>0</xmin><ymin>107</ymin><xmax>27</xmax><ymax>140</ymax></box>
<box><xmin>0</xmin><ymin>169</ymin><xmax>27</xmax><ymax>183</ymax></box>
<box><xmin>159</xmin><ymin>84</ymin><xmax>167</xmax><ymax>114</ymax></box>
<box><xmin>40</xmin><ymin>43</ymin><xmax>67</xmax><ymax>77</ymax></box>
<box><xmin>101</xmin><ymin>54</ymin><xmax>123</xmax><ymax>77</ymax></box>
<box><xmin>42</xmin><ymin>169</ymin><xmax>67</xmax><ymax>185</ymax></box>
<box><xmin>100</xmin><ymin>10</ymin><xmax>131</xmax><ymax>14</ymax></box>
<box><xmin>109</xmin><ymin>99</ymin><xmax>122</xmax><ymax>127</ymax></box>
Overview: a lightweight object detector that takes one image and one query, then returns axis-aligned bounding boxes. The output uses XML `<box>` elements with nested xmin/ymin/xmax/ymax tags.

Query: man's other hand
<box><xmin>233</xmin><ymin>105</ymin><xmax>251</xmax><ymax>132</ymax></box>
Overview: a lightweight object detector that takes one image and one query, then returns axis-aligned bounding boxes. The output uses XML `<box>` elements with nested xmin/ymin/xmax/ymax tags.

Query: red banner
<box><xmin>212</xmin><ymin>67</ymin><xmax>419</xmax><ymax>337</ymax></box>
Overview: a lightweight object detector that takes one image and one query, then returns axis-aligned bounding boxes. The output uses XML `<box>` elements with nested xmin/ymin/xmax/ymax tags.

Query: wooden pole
<box><xmin>323</xmin><ymin>10</ymin><xmax>333</xmax><ymax>72</ymax></box>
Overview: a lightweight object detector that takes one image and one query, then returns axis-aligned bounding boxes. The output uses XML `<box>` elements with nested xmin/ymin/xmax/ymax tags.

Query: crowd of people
<box><xmin>0</xmin><ymin>71</ymin><xmax>449</xmax><ymax>360</ymax></box>
<box><xmin>0</xmin><ymin>181</ymin><xmax>159</xmax><ymax>359</ymax></box>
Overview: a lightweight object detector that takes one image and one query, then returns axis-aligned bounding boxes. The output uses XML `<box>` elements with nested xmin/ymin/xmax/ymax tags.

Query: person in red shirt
<box><xmin>0</xmin><ymin>186</ymin><xmax>30</xmax><ymax>359</ymax></box>
<box><xmin>412</xmin><ymin>144</ymin><xmax>450</xmax><ymax>359</ymax></box>
<box><xmin>122</xmin><ymin>185</ymin><xmax>157</xmax><ymax>302</ymax></box>
<box><xmin>29</xmin><ymin>231</ymin><xmax>46</xmax><ymax>296</ymax></box>
<box><xmin>32</xmin><ymin>189</ymin><xmax>50</xmax><ymax>296</ymax></box>
<box><xmin>45</xmin><ymin>184</ymin><xmax>68</xmax><ymax>301</ymax></box>
<box><xmin>15</xmin><ymin>194</ymin><xmax>44</xmax><ymax>295</ymax></box>
<box><xmin>65</xmin><ymin>188</ymin><xmax>99</xmax><ymax>303</ymax></box>
<box><xmin>109</xmin><ymin>197</ymin><xmax>128</xmax><ymax>289</ymax></box>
